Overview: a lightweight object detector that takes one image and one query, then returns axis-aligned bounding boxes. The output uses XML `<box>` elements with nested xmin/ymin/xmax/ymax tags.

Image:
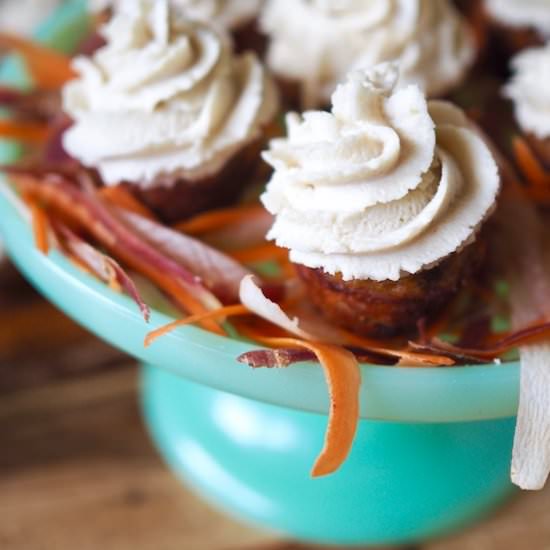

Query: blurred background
<box><xmin>1</xmin><ymin>0</ymin><xmax>550</xmax><ymax>549</ymax></box>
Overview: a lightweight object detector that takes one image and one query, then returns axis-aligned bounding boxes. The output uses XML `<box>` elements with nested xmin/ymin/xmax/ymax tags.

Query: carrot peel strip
<box><xmin>10</xmin><ymin>174</ymin><xmax>225</xmax><ymax>334</ymax></box>
<box><xmin>0</xmin><ymin>120</ymin><xmax>49</xmax><ymax>142</ymax></box>
<box><xmin>253</xmin><ymin>336</ymin><xmax>361</xmax><ymax>478</ymax></box>
<box><xmin>145</xmin><ymin>304</ymin><xmax>249</xmax><ymax>347</ymax></box>
<box><xmin>0</xmin><ymin>33</ymin><xmax>75</xmax><ymax>89</ymax></box>
<box><xmin>99</xmin><ymin>186</ymin><xmax>157</xmax><ymax>221</ymax></box>
<box><xmin>513</xmin><ymin>136</ymin><xmax>550</xmax><ymax>189</ymax></box>
<box><xmin>410</xmin><ymin>319</ymin><xmax>550</xmax><ymax>361</ymax></box>
<box><xmin>173</xmin><ymin>204</ymin><xmax>265</xmax><ymax>235</ymax></box>
<box><xmin>229</xmin><ymin>243</ymin><xmax>290</xmax><ymax>264</ymax></box>
<box><xmin>27</xmin><ymin>199</ymin><xmax>49</xmax><ymax>254</ymax></box>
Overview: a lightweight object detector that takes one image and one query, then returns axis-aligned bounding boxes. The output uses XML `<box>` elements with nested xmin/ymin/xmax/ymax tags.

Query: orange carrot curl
<box><xmin>24</xmin><ymin>196</ymin><xmax>50</xmax><ymax>254</ymax></box>
<box><xmin>0</xmin><ymin>33</ymin><xmax>75</xmax><ymax>90</ymax></box>
<box><xmin>0</xmin><ymin>120</ymin><xmax>49</xmax><ymax>143</ymax></box>
<box><xmin>513</xmin><ymin>137</ymin><xmax>550</xmax><ymax>189</ymax></box>
<box><xmin>174</xmin><ymin>204</ymin><xmax>265</xmax><ymax>235</ymax></box>
<box><xmin>145</xmin><ymin>304</ymin><xmax>249</xmax><ymax>347</ymax></box>
<box><xmin>99</xmin><ymin>186</ymin><xmax>157</xmax><ymax>221</ymax></box>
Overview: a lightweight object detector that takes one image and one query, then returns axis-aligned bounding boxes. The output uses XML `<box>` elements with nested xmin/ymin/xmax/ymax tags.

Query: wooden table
<box><xmin>2</xmin><ymin>262</ymin><xmax>550</xmax><ymax>550</ymax></box>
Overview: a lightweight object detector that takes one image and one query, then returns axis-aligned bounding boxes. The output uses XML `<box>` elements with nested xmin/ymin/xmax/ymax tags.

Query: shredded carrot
<box><xmin>0</xmin><ymin>120</ymin><xmax>49</xmax><ymax>142</ymax></box>
<box><xmin>28</xmin><ymin>199</ymin><xmax>49</xmax><ymax>254</ymax></box>
<box><xmin>253</xmin><ymin>336</ymin><xmax>361</xmax><ymax>478</ymax></box>
<box><xmin>126</xmin><ymin>266</ymin><xmax>225</xmax><ymax>336</ymax></box>
<box><xmin>339</xmin><ymin>329</ymin><xmax>454</xmax><ymax>366</ymax></box>
<box><xmin>145</xmin><ymin>304</ymin><xmax>249</xmax><ymax>347</ymax></box>
<box><xmin>229</xmin><ymin>243</ymin><xmax>289</xmax><ymax>264</ymax></box>
<box><xmin>15</xmin><ymin>175</ymin><xmax>225</xmax><ymax>335</ymax></box>
<box><xmin>513</xmin><ymin>136</ymin><xmax>550</xmax><ymax>189</ymax></box>
<box><xmin>232</xmin><ymin>317</ymin><xmax>290</xmax><ymax>341</ymax></box>
<box><xmin>99</xmin><ymin>186</ymin><xmax>157</xmax><ymax>221</ymax></box>
<box><xmin>105</xmin><ymin>263</ymin><xmax>122</xmax><ymax>293</ymax></box>
<box><xmin>0</xmin><ymin>33</ymin><xmax>75</xmax><ymax>89</ymax></box>
<box><xmin>173</xmin><ymin>204</ymin><xmax>265</xmax><ymax>235</ymax></box>
<box><xmin>234</xmin><ymin>313</ymin><xmax>453</xmax><ymax>367</ymax></box>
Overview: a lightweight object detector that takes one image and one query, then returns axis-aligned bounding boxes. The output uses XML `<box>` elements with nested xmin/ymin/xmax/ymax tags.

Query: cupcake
<box><xmin>483</xmin><ymin>0</ymin><xmax>550</xmax><ymax>57</ymax></box>
<box><xmin>261</xmin><ymin>63</ymin><xmax>500</xmax><ymax>337</ymax></box>
<box><xmin>62</xmin><ymin>0</ymin><xmax>279</xmax><ymax>223</ymax></box>
<box><xmin>260</xmin><ymin>0</ymin><xmax>476</xmax><ymax>109</ymax></box>
<box><xmin>88</xmin><ymin>0</ymin><xmax>264</xmax><ymax>53</ymax></box>
<box><xmin>504</xmin><ymin>43</ymin><xmax>550</xmax><ymax>168</ymax></box>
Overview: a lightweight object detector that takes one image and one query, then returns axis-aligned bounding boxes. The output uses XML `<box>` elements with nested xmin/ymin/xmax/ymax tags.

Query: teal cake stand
<box><xmin>0</xmin><ymin>1</ymin><xmax>520</xmax><ymax>546</ymax></box>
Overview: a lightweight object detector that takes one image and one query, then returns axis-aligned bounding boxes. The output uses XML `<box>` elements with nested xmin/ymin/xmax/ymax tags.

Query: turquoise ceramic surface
<box><xmin>0</xmin><ymin>1</ymin><xmax>520</xmax><ymax>546</ymax></box>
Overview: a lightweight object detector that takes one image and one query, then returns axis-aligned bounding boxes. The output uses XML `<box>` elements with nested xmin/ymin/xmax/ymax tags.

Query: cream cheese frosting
<box><xmin>260</xmin><ymin>0</ymin><xmax>475</xmax><ymax>108</ymax></box>
<box><xmin>172</xmin><ymin>0</ymin><xmax>262</xmax><ymax>30</ymax></box>
<box><xmin>485</xmin><ymin>0</ymin><xmax>550</xmax><ymax>36</ymax></box>
<box><xmin>63</xmin><ymin>0</ymin><xmax>278</xmax><ymax>187</ymax></box>
<box><xmin>262</xmin><ymin>64</ymin><xmax>500</xmax><ymax>282</ymax></box>
<box><xmin>504</xmin><ymin>43</ymin><xmax>550</xmax><ymax>139</ymax></box>
<box><xmin>88</xmin><ymin>0</ymin><xmax>261</xmax><ymax>30</ymax></box>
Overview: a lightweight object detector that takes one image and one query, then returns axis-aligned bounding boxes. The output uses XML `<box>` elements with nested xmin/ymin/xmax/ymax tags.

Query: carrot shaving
<box><xmin>416</xmin><ymin>319</ymin><xmax>550</xmax><ymax>361</ymax></box>
<box><xmin>145</xmin><ymin>304</ymin><xmax>249</xmax><ymax>347</ymax></box>
<box><xmin>173</xmin><ymin>204</ymin><xmax>265</xmax><ymax>235</ymax></box>
<box><xmin>234</xmin><ymin>310</ymin><xmax>453</xmax><ymax>366</ymax></box>
<box><xmin>106</xmin><ymin>265</ymin><xmax>121</xmax><ymax>292</ymax></box>
<box><xmin>252</xmin><ymin>336</ymin><xmax>361</xmax><ymax>477</ymax></box>
<box><xmin>513</xmin><ymin>136</ymin><xmax>550</xmax><ymax>189</ymax></box>
<box><xmin>0</xmin><ymin>33</ymin><xmax>75</xmax><ymax>89</ymax></box>
<box><xmin>27</xmin><ymin>198</ymin><xmax>49</xmax><ymax>254</ymax></box>
<box><xmin>99</xmin><ymin>186</ymin><xmax>157</xmax><ymax>221</ymax></box>
<box><xmin>232</xmin><ymin>317</ymin><xmax>290</xmax><ymax>341</ymax></box>
<box><xmin>14</xmin><ymin>175</ymin><xmax>224</xmax><ymax>335</ymax></box>
<box><xmin>229</xmin><ymin>243</ymin><xmax>289</xmax><ymax>264</ymax></box>
<box><xmin>339</xmin><ymin>329</ymin><xmax>454</xmax><ymax>366</ymax></box>
<box><xmin>127</xmin><ymin>267</ymin><xmax>225</xmax><ymax>336</ymax></box>
<box><xmin>0</xmin><ymin>120</ymin><xmax>49</xmax><ymax>142</ymax></box>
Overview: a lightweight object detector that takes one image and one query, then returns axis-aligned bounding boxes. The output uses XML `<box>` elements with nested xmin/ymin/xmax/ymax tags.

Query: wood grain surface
<box><xmin>1</xmin><ymin>261</ymin><xmax>550</xmax><ymax>550</ymax></box>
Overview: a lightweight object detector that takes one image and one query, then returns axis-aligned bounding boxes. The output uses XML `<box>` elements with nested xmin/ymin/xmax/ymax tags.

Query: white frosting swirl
<box><xmin>262</xmin><ymin>64</ymin><xmax>500</xmax><ymax>282</ymax></box>
<box><xmin>504</xmin><ymin>43</ymin><xmax>550</xmax><ymax>139</ymax></box>
<box><xmin>64</xmin><ymin>0</ymin><xmax>278</xmax><ymax>187</ymax></box>
<box><xmin>173</xmin><ymin>0</ymin><xmax>261</xmax><ymax>30</ymax></box>
<box><xmin>260</xmin><ymin>0</ymin><xmax>475</xmax><ymax>107</ymax></box>
<box><xmin>88</xmin><ymin>0</ymin><xmax>261</xmax><ymax>30</ymax></box>
<box><xmin>485</xmin><ymin>0</ymin><xmax>550</xmax><ymax>36</ymax></box>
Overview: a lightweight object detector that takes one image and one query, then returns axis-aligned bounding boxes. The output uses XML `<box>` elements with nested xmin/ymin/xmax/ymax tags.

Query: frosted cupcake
<box><xmin>484</xmin><ymin>0</ymin><xmax>550</xmax><ymax>56</ymax></box>
<box><xmin>260</xmin><ymin>0</ymin><xmax>476</xmax><ymax>109</ymax></box>
<box><xmin>504</xmin><ymin>43</ymin><xmax>550</xmax><ymax>167</ymax></box>
<box><xmin>88</xmin><ymin>0</ymin><xmax>264</xmax><ymax>53</ymax></box>
<box><xmin>261</xmin><ymin>64</ymin><xmax>500</xmax><ymax>337</ymax></box>
<box><xmin>63</xmin><ymin>0</ymin><xmax>279</xmax><ymax>222</ymax></box>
